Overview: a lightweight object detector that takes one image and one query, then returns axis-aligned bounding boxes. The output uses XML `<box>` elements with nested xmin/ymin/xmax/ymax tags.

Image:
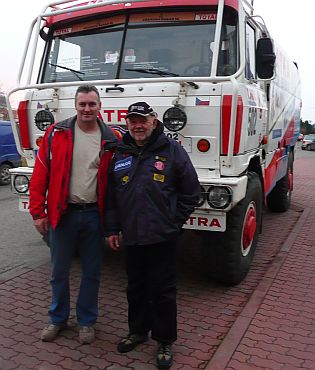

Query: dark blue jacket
<box><xmin>104</xmin><ymin>122</ymin><xmax>200</xmax><ymax>246</ymax></box>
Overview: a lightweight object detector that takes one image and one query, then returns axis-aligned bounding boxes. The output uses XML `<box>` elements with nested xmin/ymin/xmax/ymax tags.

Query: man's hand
<box><xmin>34</xmin><ymin>217</ymin><xmax>49</xmax><ymax>235</ymax></box>
<box><xmin>107</xmin><ymin>235</ymin><xmax>120</xmax><ymax>251</ymax></box>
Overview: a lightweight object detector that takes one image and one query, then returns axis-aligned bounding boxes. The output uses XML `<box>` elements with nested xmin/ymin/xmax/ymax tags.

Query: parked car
<box><xmin>301</xmin><ymin>134</ymin><xmax>315</xmax><ymax>151</ymax></box>
<box><xmin>0</xmin><ymin>120</ymin><xmax>21</xmax><ymax>185</ymax></box>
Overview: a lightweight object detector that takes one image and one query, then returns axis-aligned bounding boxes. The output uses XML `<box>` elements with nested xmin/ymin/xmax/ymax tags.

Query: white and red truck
<box><xmin>7</xmin><ymin>0</ymin><xmax>301</xmax><ymax>284</ymax></box>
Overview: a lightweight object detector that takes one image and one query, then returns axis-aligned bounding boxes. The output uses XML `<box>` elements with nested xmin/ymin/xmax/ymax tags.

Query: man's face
<box><xmin>75</xmin><ymin>91</ymin><xmax>101</xmax><ymax>125</ymax></box>
<box><xmin>126</xmin><ymin>115</ymin><xmax>157</xmax><ymax>145</ymax></box>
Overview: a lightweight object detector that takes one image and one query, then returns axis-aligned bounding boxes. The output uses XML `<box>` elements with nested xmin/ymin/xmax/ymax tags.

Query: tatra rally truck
<box><xmin>7</xmin><ymin>0</ymin><xmax>301</xmax><ymax>285</ymax></box>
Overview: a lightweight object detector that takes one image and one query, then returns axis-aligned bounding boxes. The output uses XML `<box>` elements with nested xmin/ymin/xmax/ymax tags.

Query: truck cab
<box><xmin>6</xmin><ymin>0</ymin><xmax>301</xmax><ymax>285</ymax></box>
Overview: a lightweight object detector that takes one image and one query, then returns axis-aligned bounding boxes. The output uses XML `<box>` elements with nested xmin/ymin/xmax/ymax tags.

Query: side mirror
<box><xmin>256</xmin><ymin>37</ymin><xmax>276</xmax><ymax>79</ymax></box>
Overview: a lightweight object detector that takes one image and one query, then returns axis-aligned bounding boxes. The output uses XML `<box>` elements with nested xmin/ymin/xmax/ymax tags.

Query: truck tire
<box><xmin>202</xmin><ymin>172</ymin><xmax>263</xmax><ymax>286</ymax></box>
<box><xmin>0</xmin><ymin>163</ymin><xmax>12</xmax><ymax>185</ymax></box>
<box><xmin>267</xmin><ymin>152</ymin><xmax>293</xmax><ymax>212</ymax></box>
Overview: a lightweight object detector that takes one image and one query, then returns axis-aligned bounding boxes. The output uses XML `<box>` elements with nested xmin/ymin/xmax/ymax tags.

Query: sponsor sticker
<box><xmin>124</xmin><ymin>49</ymin><xmax>136</xmax><ymax>63</ymax></box>
<box><xmin>272</xmin><ymin>129</ymin><xmax>282</xmax><ymax>139</ymax></box>
<box><xmin>105</xmin><ymin>51</ymin><xmax>119</xmax><ymax>65</ymax></box>
<box><xmin>114</xmin><ymin>156</ymin><xmax>132</xmax><ymax>171</ymax></box>
<box><xmin>195</xmin><ymin>13</ymin><xmax>217</xmax><ymax>21</ymax></box>
<box><xmin>129</xmin><ymin>12</ymin><xmax>217</xmax><ymax>23</ymax></box>
<box><xmin>53</xmin><ymin>28</ymin><xmax>72</xmax><ymax>36</ymax></box>
<box><xmin>111</xmin><ymin>125</ymin><xmax>128</xmax><ymax>136</ymax></box>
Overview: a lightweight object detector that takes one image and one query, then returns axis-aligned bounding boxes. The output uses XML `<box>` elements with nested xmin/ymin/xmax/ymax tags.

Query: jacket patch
<box><xmin>121</xmin><ymin>175</ymin><xmax>129</xmax><ymax>185</ymax></box>
<box><xmin>154</xmin><ymin>161</ymin><xmax>165</xmax><ymax>171</ymax></box>
<box><xmin>155</xmin><ymin>155</ymin><xmax>166</xmax><ymax>161</ymax></box>
<box><xmin>153</xmin><ymin>173</ymin><xmax>165</xmax><ymax>182</ymax></box>
<box><xmin>114</xmin><ymin>156</ymin><xmax>133</xmax><ymax>171</ymax></box>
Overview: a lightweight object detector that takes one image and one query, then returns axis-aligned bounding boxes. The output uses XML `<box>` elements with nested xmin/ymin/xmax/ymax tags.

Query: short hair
<box><xmin>75</xmin><ymin>84</ymin><xmax>100</xmax><ymax>103</ymax></box>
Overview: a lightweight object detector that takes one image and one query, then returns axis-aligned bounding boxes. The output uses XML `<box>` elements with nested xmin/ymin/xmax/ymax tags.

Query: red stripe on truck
<box><xmin>221</xmin><ymin>95</ymin><xmax>243</xmax><ymax>155</ymax></box>
<box><xmin>17</xmin><ymin>100</ymin><xmax>31</xmax><ymax>149</ymax></box>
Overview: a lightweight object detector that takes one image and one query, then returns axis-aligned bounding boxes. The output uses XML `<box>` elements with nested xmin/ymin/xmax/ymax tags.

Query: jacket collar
<box><xmin>54</xmin><ymin>116</ymin><xmax>117</xmax><ymax>147</ymax></box>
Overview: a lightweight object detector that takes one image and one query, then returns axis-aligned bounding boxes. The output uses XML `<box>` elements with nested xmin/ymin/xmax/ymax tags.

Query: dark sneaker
<box><xmin>156</xmin><ymin>343</ymin><xmax>173</xmax><ymax>369</ymax></box>
<box><xmin>117</xmin><ymin>333</ymin><xmax>148</xmax><ymax>353</ymax></box>
<box><xmin>79</xmin><ymin>326</ymin><xmax>95</xmax><ymax>344</ymax></box>
<box><xmin>41</xmin><ymin>324</ymin><xmax>66</xmax><ymax>342</ymax></box>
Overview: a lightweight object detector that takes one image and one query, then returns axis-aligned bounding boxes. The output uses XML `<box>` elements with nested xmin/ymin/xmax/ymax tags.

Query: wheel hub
<box><xmin>1</xmin><ymin>168</ymin><xmax>10</xmax><ymax>182</ymax></box>
<box><xmin>243</xmin><ymin>205</ymin><xmax>256</xmax><ymax>251</ymax></box>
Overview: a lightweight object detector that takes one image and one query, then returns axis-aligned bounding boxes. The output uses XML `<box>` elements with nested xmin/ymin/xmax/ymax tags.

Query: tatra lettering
<box><xmin>185</xmin><ymin>216</ymin><xmax>222</xmax><ymax>228</ymax></box>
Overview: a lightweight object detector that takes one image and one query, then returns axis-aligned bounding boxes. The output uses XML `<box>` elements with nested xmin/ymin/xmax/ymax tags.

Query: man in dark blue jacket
<box><xmin>105</xmin><ymin>102</ymin><xmax>200</xmax><ymax>369</ymax></box>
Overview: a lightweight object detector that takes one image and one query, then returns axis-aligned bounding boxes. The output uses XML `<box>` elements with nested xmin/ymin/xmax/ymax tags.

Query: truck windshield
<box><xmin>42</xmin><ymin>9</ymin><xmax>237</xmax><ymax>83</ymax></box>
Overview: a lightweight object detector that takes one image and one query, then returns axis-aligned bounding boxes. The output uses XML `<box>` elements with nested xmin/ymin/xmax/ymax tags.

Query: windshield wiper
<box><xmin>49</xmin><ymin>62</ymin><xmax>85</xmax><ymax>81</ymax></box>
<box><xmin>125</xmin><ymin>68</ymin><xmax>199</xmax><ymax>89</ymax></box>
<box><xmin>125</xmin><ymin>67</ymin><xmax>179</xmax><ymax>77</ymax></box>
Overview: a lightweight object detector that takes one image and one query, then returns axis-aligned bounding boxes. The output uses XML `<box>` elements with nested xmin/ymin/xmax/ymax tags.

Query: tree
<box><xmin>300</xmin><ymin>119</ymin><xmax>314</xmax><ymax>135</ymax></box>
<box><xmin>0</xmin><ymin>93</ymin><xmax>6</xmax><ymax>108</ymax></box>
<box><xmin>0</xmin><ymin>85</ymin><xmax>9</xmax><ymax>120</ymax></box>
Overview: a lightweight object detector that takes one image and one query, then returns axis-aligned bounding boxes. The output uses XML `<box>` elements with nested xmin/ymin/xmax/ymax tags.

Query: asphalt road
<box><xmin>0</xmin><ymin>185</ymin><xmax>49</xmax><ymax>279</ymax></box>
<box><xmin>295</xmin><ymin>139</ymin><xmax>315</xmax><ymax>159</ymax></box>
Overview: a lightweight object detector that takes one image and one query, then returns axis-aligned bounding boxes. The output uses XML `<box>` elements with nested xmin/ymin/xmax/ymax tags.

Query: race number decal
<box><xmin>165</xmin><ymin>132</ymin><xmax>192</xmax><ymax>152</ymax></box>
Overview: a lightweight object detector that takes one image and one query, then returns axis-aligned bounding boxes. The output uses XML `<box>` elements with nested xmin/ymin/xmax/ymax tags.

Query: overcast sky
<box><xmin>0</xmin><ymin>0</ymin><xmax>314</xmax><ymax>121</ymax></box>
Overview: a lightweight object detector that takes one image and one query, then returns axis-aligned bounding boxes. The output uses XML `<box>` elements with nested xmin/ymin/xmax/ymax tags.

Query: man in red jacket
<box><xmin>29</xmin><ymin>84</ymin><xmax>117</xmax><ymax>344</ymax></box>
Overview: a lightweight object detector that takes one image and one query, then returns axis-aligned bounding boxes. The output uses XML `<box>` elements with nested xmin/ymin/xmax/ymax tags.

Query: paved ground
<box><xmin>0</xmin><ymin>154</ymin><xmax>314</xmax><ymax>370</ymax></box>
<box><xmin>208</xmin><ymin>155</ymin><xmax>315</xmax><ymax>370</ymax></box>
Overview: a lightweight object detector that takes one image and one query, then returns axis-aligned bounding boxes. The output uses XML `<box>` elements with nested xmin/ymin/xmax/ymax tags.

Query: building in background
<box><xmin>0</xmin><ymin>93</ymin><xmax>17</xmax><ymax>120</ymax></box>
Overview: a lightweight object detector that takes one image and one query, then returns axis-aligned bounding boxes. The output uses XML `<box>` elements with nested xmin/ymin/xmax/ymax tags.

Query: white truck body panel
<box><xmin>7</xmin><ymin>0</ymin><xmax>301</xmax><ymax>232</ymax></box>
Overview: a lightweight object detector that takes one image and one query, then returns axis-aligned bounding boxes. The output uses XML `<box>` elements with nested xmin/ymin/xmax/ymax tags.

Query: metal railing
<box><xmin>6</xmin><ymin>0</ymin><xmax>248</xmax><ymax>167</ymax></box>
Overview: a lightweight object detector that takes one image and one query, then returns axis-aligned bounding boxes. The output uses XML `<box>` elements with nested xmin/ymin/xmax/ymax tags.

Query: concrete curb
<box><xmin>0</xmin><ymin>258</ymin><xmax>49</xmax><ymax>284</ymax></box>
<box><xmin>205</xmin><ymin>205</ymin><xmax>311</xmax><ymax>370</ymax></box>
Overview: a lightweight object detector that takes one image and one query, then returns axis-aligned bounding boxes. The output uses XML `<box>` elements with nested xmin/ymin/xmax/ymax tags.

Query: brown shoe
<box><xmin>41</xmin><ymin>324</ymin><xmax>65</xmax><ymax>342</ymax></box>
<box><xmin>79</xmin><ymin>326</ymin><xmax>95</xmax><ymax>344</ymax></box>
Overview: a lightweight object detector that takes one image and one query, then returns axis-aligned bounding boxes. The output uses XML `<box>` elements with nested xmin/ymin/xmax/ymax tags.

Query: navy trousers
<box><xmin>125</xmin><ymin>239</ymin><xmax>178</xmax><ymax>344</ymax></box>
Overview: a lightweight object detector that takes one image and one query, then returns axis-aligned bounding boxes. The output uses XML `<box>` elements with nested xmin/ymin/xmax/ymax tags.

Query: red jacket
<box><xmin>29</xmin><ymin>116</ymin><xmax>118</xmax><ymax>229</ymax></box>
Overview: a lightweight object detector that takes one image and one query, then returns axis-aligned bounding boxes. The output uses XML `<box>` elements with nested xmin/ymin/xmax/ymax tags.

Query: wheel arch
<box><xmin>0</xmin><ymin>160</ymin><xmax>14</xmax><ymax>167</ymax></box>
<box><xmin>201</xmin><ymin>170</ymin><xmax>264</xmax><ymax>286</ymax></box>
<box><xmin>247</xmin><ymin>155</ymin><xmax>265</xmax><ymax>205</ymax></box>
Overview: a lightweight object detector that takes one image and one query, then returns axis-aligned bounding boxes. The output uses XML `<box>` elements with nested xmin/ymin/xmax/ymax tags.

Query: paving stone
<box><xmin>1</xmin><ymin>156</ymin><xmax>315</xmax><ymax>369</ymax></box>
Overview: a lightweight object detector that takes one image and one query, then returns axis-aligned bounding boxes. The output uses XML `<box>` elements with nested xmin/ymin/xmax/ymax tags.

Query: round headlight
<box><xmin>207</xmin><ymin>186</ymin><xmax>232</xmax><ymax>209</ymax></box>
<box><xmin>163</xmin><ymin>107</ymin><xmax>187</xmax><ymax>132</ymax></box>
<box><xmin>35</xmin><ymin>109</ymin><xmax>54</xmax><ymax>131</ymax></box>
<box><xmin>14</xmin><ymin>175</ymin><xmax>29</xmax><ymax>193</ymax></box>
<box><xmin>197</xmin><ymin>185</ymin><xmax>207</xmax><ymax>207</ymax></box>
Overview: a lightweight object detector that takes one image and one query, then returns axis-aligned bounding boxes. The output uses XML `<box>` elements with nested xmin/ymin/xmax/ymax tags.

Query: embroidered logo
<box><xmin>154</xmin><ymin>161</ymin><xmax>165</xmax><ymax>171</ymax></box>
<box><xmin>121</xmin><ymin>175</ymin><xmax>129</xmax><ymax>185</ymax></box>
<box><xmin>155</xmin><ymin>155</ymin><xmax>166</xmax><ymax>161</ymax></box>
<box><xmin>153</xmin><ymin>173</ymin><xmax>165</xmax><ymax>182</ymax></box>
<box><xmin>114</xmin><ymin>156</ymin><xmax>132</xmax><ymax>171</ymax></box>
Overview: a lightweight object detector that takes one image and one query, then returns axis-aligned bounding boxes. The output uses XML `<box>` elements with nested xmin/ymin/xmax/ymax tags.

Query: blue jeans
<box><xmin>48</xmin><ymin>206</ymin><xmax>103</xmax><ymax>326</ymax></box>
